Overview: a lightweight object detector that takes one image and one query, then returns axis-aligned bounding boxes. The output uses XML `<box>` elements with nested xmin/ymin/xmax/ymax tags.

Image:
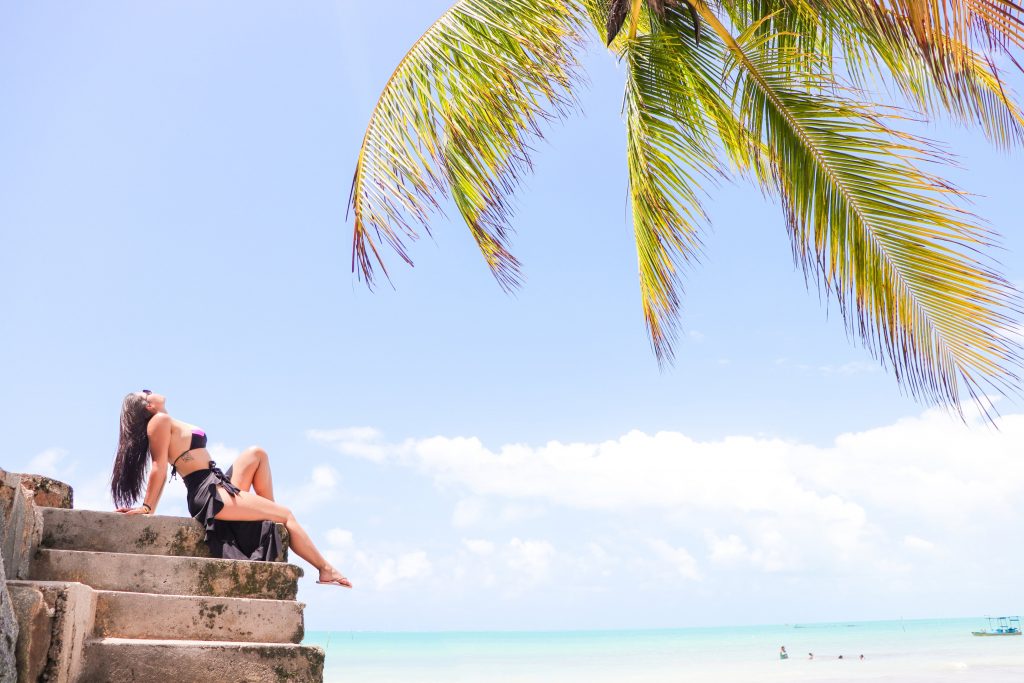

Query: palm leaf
<box><xmin>821</xmin><ymin>1</ymin><xmax>1024</xmax><ymax>149</ymax></box>
<box><xmin>624</xmin><ymin>10</ymin><xmax>739</xmax><ymax>360</ymax></box>
<box><xmin>725</xmin><ymin>1</ymin><xmax>1024</xmax><ymax>148</ymax></box>
<box><xmin>887</xmin><ymin>0</ymin><xmax>1024</xmax><ymax>52</ymax></box>
<box><xmin>694</xmin><ymin>3</ymin><xmax>1023</xmax><ymax>411</ymax></box>
<box><xmin>351</xmin><ymin>0</ymin><xmax>1024</xmax><ymax>413</ymax></box>
<box><xmin>349</xmin><ymin>0</ymin><xmax>585</xmax><ymax>288</ymax></box>
<box><xmin>623</xmin><ymin>6</ymin><xmax>768</xmax><ymax>359</ymax></box>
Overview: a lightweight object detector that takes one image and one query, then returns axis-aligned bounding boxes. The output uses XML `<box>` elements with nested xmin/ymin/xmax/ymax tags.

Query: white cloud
<box><xmin>463</xmin><ymin>539</ymin><xmax>495</xmax><ymax>555</ymax></box>
<box><xmin>373</xmin><ymin>551</ymin><xmax>432</xmax><ymax>590</ymax></box>
<box><xmin>648</xmin><ymin>539</ymin><xmax>701</xmax><ymax>581</ymax></box>
<box><xmin>69</xmin><ymin>472</ymin><xmax>122</xmax><ymax>513</ymax></box>
<box><xmin>327</xmin><ymin>528</ymin><xmax>354</xmax><ymax>547</ymax></box>
<box><xmin>310</xmin><ymin>425</ymin><xmax>867</xmax><ymax>529</ymax></box>
<box><xmin>320</xmin><ymin>529</ymin><xmax>434</xmax><ymax>593</ymax></box>
<box><xmin>707</xmin><ymin>533</ymin><xmax>749</xmax><ymax>566</ymax></box>
<box><xmin>586</xmin><ymin>542</ymin><xmax>613</xmax><ymax>565</ymax></box>
<box><xmin>311</xmin><ymin>407</ymin><xmax>1024</xmax><ymax>524</ymax></box>
<box><xmin>310</xmin><ymin>405</ymin><xmax>1024</xmax><ymax>582</ymax></box>
<box><xmin>498</xmin><ymin>503</ymin><xmax>545</xmax><ymax>524</ymax></box>
<box><xmin>307</xmin><ymin>427</ymin><xmax>387</xmax><ymax>462</ymax></box>
<box><xmin>452</xmin><ymin>498</ymin><xmax>485</xmax><ymax>528</ymax></box>
<box><xmin>450</xmin><ymin>498</ymin><xmax>544</xmax><ymax>528</ymax></box>
<box><xmin>280</xmin><ymin>464</ymin><xmax>340</xmax><ymax>515</ymax></box>
<box><xmin>903</xmin><ymin>535</ymin><xmax>936</xmax><ymax>552</ymax></box>
<box><xmin>27</xmin><ymin>448</ymin><xmax>71</xmax><ymax>477</ymax></box>
<box><xmin>505</xmin><ymin>538</ymin><xmax>554</xmax><ymax>583</ymax></box>
<box><xmin>20</xmin><ymin>447</ymin><xmax>110</xmax><ymax>512</ymax></box>
<box><xmin>311</xmin><ymin>465</ymin><xmax>337</xmax><ymax>489</ymax></box>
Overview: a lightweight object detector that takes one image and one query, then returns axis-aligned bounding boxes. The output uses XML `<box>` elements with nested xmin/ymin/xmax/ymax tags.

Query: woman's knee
<box><xmin>245</xmin><ymin>446</ymin><xmax>268</xmax><ymax>461</ymax></box>
<box><xmin>269</xmin><ymin>505</ymin><xmax>293</xmax><ymax>525</ymax></box>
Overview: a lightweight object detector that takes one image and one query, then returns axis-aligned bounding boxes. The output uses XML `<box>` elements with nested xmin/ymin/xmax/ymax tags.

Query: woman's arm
<box><xmin>142</xmin><ymin>414</ymin><xmax>171</xmax><ymax>513</ymax></box>
<box><xmin>118</xmin><ymin>414</ymin><xmax>171</xmax><ymax>515</ymax></box>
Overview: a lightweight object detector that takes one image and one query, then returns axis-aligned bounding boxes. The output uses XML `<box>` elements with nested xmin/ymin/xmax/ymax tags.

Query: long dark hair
<box><xmin>111</xmin><ymin>392</ymin><xmax>154</xmax><ymax>508</ymax></box>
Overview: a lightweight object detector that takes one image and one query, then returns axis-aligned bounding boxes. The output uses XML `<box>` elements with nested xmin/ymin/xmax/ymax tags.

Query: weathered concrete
<box><xmin>1</xmin><ymin>470</ymin><xmax>25</xmax><ymax>681</ymax></box>
<box><xmin>7</xmin><ymin>581</ymin><xmax>95</xmax><ymax>683</ymax></box>
<box><xmin>13</xmin><ymin>475</ymin><xmax>73</xmax><ymax>511</ymax></box>
<box><xmin>0</xmin><ymin>552</ymin><xmax>18</xmax><ymax>683</ymax></box>
<box><xmin>30</xmin><ymin>549</ymin><xmax>302</xmax><ymax>600</ymax></box>
<box><xmin>93</xmin><ymin>590</ymin><xmax>304</xmax><ymax>643</ymax></box>
<box><xmin>8</xmin><ymin>584</ymin><xmax>47</xmax><ymax>683</ymax></box>
<box><xmin>81</xmin><ymin>638</ymin><xmax>325</xmax><ymax>683</ymax></box>
<box><xmin>6</xmin><ymin>470</ymin><xmax>322</xmax><ymax>682</ymax></box>
<box><xmin>40</xmin><ymin>507</ymin><xmax>289</xmax><ymax>561</ymax></box>
<box><xmin>2</xmin><ymin>470</ymin><xmax>69</xmax><ymax>582</ymax></box>
<box><xmin>0</xmin><ymin>474</ymin><xmax>40</xmax><ymax>581</ymax></box>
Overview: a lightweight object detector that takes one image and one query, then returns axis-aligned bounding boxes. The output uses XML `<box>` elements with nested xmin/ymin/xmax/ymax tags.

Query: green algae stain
<box><xmin>136</xmin><ymin>526</ymin><xmax>158</xmax><ymax>548</ymax></box>
<box><xmin>168</xmin><ymin>527</ymin><xmax>195</xmax><ymax>557</ymax></box>
<box><xmin>194</xmin><ymin>559</ymin><xmax>298</xmax><ymax>600</ymax></box>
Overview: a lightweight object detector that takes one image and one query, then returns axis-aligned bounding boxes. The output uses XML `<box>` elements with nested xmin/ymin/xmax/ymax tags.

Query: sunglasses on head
<box><xmin>141</xmin><ymin>389</ymin><xmax>152</xmax><ymax>396</ymax></box>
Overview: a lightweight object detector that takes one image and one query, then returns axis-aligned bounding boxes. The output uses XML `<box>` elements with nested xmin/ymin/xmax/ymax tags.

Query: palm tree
<box><xmin>349</xmin><ymin>1</ymin><xmax>1024</xmax><ymax>413</ymax></box>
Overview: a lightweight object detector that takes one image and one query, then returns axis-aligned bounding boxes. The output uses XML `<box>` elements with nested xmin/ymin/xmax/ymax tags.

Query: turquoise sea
<box><xmin>306</xmin><ymin>619</ymin><xmax>1024</xmax><ymax>682</ymax></box>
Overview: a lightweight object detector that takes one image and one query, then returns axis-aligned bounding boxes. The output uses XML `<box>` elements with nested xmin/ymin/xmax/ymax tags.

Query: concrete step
<box><xmin>6</xmin><ymin>580</ymin><xmax>95</xmax><ymax>683</ymax></box>
<box><xmin>93</xmin><ymin>589</ymin><xmax>305</xmax><ymax>643</ymax></box>
<box><xmin>29</xmin><ymin>549</ymin><xmax>301</xmax><ymax>600</ymax></box>
<box><xmin>39</xmin><ymin>507</ymin><xmax>289</xmax><ymax>561</ymax></box>
<box><xmin>81</xmin><ymin>637</ymin><xmax>324</xmax><ymax>683</ymax></box>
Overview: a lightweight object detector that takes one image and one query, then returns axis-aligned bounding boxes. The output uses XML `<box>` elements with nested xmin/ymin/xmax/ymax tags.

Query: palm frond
<box><xmin>818</xmin><ymin>1</ymin><xmax>1024</xmax><ymax>149</ymax></box>
<box><xmin>624</xmin><ymin>7</ymin><xmax>744</xmax><ymax>360</ymax></box>
<box><xmin>724</xmin><ymin>1</ymin><xmax>1024</xmax><ymax>148</ymax></box>
<box><xmin>887</xmin><ymin>0</ymin><xmax>1024</xmax><ymax>52</ymax></box>
<box><xmin>694</xmin><ymin>2</ymin><xmax>1023</xmax><ymax>411</ymax></box>
<box><xmin>350</xmin><ymin>0</ymin><xmax>1024</xmax><ymax>414</ymax></box>
<box><xmin>349</xmin><ymin>0</ymin><xmax>586</xmax><ymax>288</ymax></box>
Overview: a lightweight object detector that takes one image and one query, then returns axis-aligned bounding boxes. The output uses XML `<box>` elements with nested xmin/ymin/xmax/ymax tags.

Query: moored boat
<box><xmin>972</xmin><ymin>616</ymin><xmax>1022</xmax><ymax>636</ymax></box>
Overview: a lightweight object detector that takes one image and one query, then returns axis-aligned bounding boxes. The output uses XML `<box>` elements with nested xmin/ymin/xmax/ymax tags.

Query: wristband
<box><xmin>141</xmin><ymin>503</ymin><xmax>152</xmax><ymax>514</ymax></box>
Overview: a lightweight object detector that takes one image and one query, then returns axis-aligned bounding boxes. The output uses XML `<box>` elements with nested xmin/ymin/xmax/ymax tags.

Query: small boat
<box><xmin>972</xmin><ymin>616</ymin><xmax>1022</xmax><ymax>636</ymax></box>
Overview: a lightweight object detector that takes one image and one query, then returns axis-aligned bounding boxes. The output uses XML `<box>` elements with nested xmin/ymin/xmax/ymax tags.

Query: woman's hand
<box><xmin>115</xmin><ymin>507</ymin><xmax>149</xmax><ymax>515</ymax></box>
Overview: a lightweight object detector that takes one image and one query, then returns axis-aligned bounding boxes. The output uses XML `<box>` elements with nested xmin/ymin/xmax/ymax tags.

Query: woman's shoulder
<box><xmin>148</xmin><ymin>413</ymin><xmax>172</xmax><ymax>433</ymax></box>
<box><xmin>171</xmin><ymin>417</ymin><xmax>201</xmax><ymax>432</ymax></box>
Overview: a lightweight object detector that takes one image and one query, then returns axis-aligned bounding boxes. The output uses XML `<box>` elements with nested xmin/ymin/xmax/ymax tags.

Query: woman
<box><xmin>111</xmin><ymin>389</ymin><xmax>351</xmax><ymax>588</ymax></box>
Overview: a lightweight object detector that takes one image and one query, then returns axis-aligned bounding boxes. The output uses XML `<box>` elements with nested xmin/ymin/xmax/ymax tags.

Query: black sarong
<box><xmin>182</xmin><ymin>461</ymin><xmax>282</xmax><ymax>562</ymax></box>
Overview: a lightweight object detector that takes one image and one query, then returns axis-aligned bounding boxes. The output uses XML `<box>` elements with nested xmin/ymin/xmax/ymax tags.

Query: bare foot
<box><xmin>317</xmin><ymin>565</ymin><xmax>352</xmax><ymax>588</ymax></box>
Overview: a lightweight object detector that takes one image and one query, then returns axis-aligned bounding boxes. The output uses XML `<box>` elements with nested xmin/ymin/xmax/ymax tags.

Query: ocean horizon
<box><xmin>306</xmin><ymin>617</ymin><xmax>1024</xmax><ymax>682</ymax></box>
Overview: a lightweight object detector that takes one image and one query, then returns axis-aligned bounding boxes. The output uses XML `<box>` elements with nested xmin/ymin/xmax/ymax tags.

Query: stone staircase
<box><xmin>1</xmin><ymin>472</ymin><xmax>325</xmax><ymax>682</ymax></box>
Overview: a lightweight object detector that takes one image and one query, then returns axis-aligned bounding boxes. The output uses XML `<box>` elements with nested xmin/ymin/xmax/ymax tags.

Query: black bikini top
<box><xmin>188</xmin><ymin>429</ymin><xmax>207</xmax><ymax>450</ymax></box>
<box><xmin>170</xmin><ymin>429</ymin><xmax>207</xmax><ymax>479</ymax></box>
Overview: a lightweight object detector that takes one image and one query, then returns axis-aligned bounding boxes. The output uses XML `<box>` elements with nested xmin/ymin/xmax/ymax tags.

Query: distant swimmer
<box><xmin>838</xmin><ymin>655</ymin><xmax>844</xmax><ymax>659</ymax></box>
<box><xmin>780</xmin><ymin>646</ymin><xmax>789</xmax><ymax>660</ymax></box>
<box><xmin>808</xmin><ymin>653</ymin><xmax>814</xmax><ymax>660</ymax></box>
<box><xmin>860</xmin><ymin>654</ymin><xmax>865</xmax><ymax>660</ymax></box>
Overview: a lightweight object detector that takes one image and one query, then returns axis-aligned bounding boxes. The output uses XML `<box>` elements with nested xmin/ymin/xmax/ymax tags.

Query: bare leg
<box><xmin>229</xmin><ymin>446</ymin><xmax>275</xmax><ymax>501</ymax></box>
<box><xmin>214</xmin><ymin>487</ymin><xmax>351</xmax><ymax>587</ymax></box>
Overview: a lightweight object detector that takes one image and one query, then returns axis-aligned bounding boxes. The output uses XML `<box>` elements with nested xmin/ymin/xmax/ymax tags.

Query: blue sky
<box><xmin>3</xmin><ymin>1</ymin><xmax>1024</xmax><ymax>631</ymax></box>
